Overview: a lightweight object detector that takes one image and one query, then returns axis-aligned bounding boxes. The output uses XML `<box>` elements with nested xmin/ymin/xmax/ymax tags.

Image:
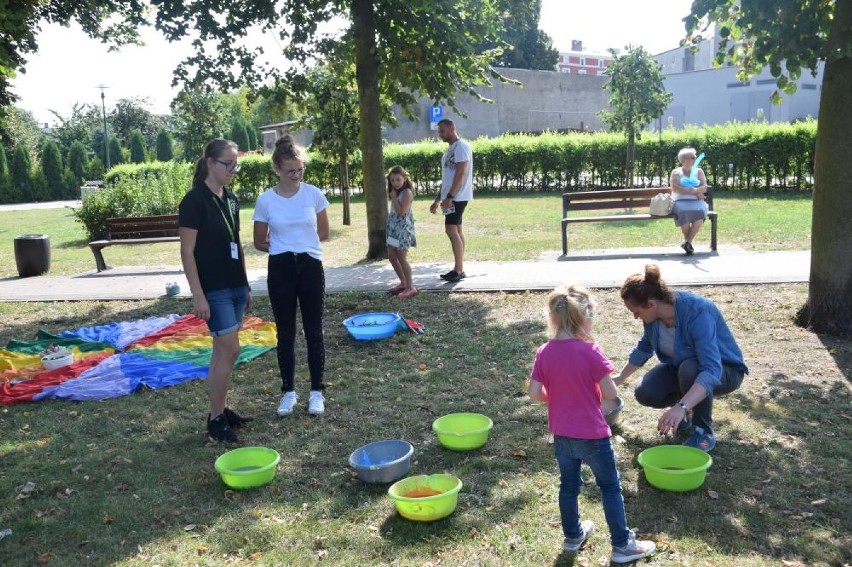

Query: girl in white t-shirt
<box><xmin>253</xmin><ymin>135</ymin><xmax>330</xmax><ymax>418</ymax></box>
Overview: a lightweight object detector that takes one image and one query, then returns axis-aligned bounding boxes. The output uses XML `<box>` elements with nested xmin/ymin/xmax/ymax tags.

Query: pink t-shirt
<box><xmin>530</xmin><ymin>338</ymin><xmax>615</xmax><ymax>439</ymax></box>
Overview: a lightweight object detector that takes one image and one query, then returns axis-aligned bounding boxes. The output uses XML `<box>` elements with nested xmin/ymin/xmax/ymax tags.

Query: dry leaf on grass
<box><xmin>707</xmin><ymin>489</ymin><xmax>720</xmax><ymax>500</ymax></box>
<box><xmin>508</xmin><ymin>448</ymin><xmax>527</xmax><ymax>458</ymax></box>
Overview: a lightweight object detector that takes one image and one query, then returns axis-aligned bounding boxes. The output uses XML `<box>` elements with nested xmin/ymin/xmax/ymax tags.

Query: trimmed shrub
<box><xmin>67</xmin><ymin>141</ymin><xmax>88</xmax><ymax>179</ymax></box>
<box><xmin>129</xmin><ymin>130</ymin><xmax>147</xmax><ymax>163</ymax></box>
<box><xmin>0</xmin><ymin>142</ymin><xmax>8</xmax><ymax>178</ymax></box>
<box><xmin>108</xmin><ymin>136</ymin><xmax>124</xmax><ymax>166</ymax></box>
<box><xmin>74</xmin><ymin>161</ymin><xmax>192</xmax><ymax>240</ymax></box>
<box><xmin>41</xmin><ymin>140</ymin><xmax>64</xmax><ymax>200</ymax></box>
<box><xmin>230</xmin><ymin>119</ymin><xmax>250</xmax><ymax>152</ymax></box>
<box><xmin>155</xmin><ymin>129</ymin><xmax>174</xmax><ymax>161</ymax></box>
<box><xmin>11</xmin><ymin>144</ymin><xmax>32</xmax><ymax>202</ymax></box>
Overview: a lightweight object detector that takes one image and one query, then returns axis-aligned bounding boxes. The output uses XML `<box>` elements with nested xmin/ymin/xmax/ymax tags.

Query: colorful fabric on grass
<box><xmin>0</xmin><ymin>315</ymin><xmax>276</xmax><ymax>406</ymax></box>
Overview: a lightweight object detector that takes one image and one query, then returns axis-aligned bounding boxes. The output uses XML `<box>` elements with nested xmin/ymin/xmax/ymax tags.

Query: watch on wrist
<box><xmin>447</xmin><ymin>195</ymin><xmax>455</xmax><ymax>200</ymax></box>
<box><xmin>678</xmin><ymin>402</ymin><xmax>689</xmax><ymax>414</ymax></box>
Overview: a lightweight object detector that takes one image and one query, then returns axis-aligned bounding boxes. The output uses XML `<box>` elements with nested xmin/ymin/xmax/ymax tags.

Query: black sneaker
<box><xmin>223</xmin><ymin>407</ymin><xmax>253</xmax><ymax>428</ymax></box>
<box><xmin>439</xmin><ymin>270</ymin><xmax>458</xmax><ymax>281</ymax></box>
<box><xmin>445</xmin><ymin>271</ymin><xmax>466</xmax><ymax>282</ymax></box>
<box><xmin>207</xmin><ymin>413</ymin><xmax>238</xmax><ymax>442</ymax></box>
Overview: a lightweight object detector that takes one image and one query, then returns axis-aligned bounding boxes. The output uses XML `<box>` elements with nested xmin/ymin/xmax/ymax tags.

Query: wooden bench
<box><xmin>561</xmin><ymin>187</ymin><xmax>717</xmax><ymax>256</ymax></box>
<box><xmin>89</xmin><ymin>214</ymin><xmax>180</xmax><ymax>272</ymax></box>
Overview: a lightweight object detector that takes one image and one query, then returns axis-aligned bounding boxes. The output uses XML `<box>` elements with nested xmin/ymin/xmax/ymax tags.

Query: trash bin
<box><xmin>14</xmin><ymin>234</ymin><xmax>51</xmax><ymax>277</ymax></box>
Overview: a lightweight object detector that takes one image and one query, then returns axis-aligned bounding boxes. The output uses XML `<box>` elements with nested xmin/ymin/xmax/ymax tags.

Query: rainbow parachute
<box><xmin>1</xmin><ymin>314</ymin><xmax>276</xmax><ymax>406</ymax></box>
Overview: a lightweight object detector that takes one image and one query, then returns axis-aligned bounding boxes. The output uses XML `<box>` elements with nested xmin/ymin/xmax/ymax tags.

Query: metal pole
<box><xmin>97</xmin><ymin>85</ymin><xmax>110</xmax><ymax>169</ymax></box>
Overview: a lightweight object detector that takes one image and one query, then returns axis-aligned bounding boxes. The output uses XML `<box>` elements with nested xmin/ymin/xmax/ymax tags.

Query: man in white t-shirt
<box><xmin>430</xmin><ymin>118</ymin><xmax>473</xmax><ymax>282</ymax></box>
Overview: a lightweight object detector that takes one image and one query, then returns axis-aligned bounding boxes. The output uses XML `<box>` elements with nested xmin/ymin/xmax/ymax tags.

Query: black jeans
<box><xmin>267</xmin><ymin>252</ymin><xmax>325</xmax><ymax>392</ymax></box>
<box><xmin>634</xmin><ymin>358</ymin><xmax>744</xmax><ymax>434</ymax></box>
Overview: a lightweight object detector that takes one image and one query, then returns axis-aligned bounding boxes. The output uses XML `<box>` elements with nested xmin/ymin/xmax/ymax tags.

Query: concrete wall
<box><xmin>658</xmin><ymin>63</ymin><xmax>823</xmax><ymax>129</ymax></box>
<box><xmin>381</xmin><ymin>67</ymin><xmax>611</xmax><ymax>144</ymax></box>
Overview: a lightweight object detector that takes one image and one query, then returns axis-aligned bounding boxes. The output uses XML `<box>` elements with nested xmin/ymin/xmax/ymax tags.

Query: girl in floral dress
<box><xmin>385</xmin><ymin>165</ymin><xmax>418</xmax><ymax>298</ymax></box>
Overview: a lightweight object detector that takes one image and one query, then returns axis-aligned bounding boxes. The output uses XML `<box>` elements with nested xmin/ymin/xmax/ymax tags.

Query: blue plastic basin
<box><xmin>343</xmin><ymin>312</ymin><xmax>401</xmax><ymax>341</ymax></box>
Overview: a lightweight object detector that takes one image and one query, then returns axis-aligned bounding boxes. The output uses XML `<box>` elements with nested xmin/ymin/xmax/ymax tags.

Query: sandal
<box><xmin>683</xmin><ymin>426</ymin><xmax>716</xmax><ymax>452</ymax></box>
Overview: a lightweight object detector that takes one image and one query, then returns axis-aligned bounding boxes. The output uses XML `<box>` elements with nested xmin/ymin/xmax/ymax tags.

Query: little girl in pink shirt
<box><xmin>528</xmin><ymin>284</ymin><xmax>655</xmax><ymax>564</ymax></box>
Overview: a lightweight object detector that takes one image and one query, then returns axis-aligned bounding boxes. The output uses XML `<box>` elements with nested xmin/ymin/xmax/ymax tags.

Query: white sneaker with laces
<box><xmin>308</xmin><ymin>390</ymin><xmax>325</xmax><ymax>415</ymax></box>
<box><xmin>277</xmin><ymin>391</ymin><xmax>298</xmax><ymax>417</ymax></box>
<box><xmin>563</xmin><ymin>520</ymin><xmax>595</xmax><ymax>552</ymax></box>
<box><xmin>611</xmin><ymin>529</ymin><xmax>656</xmax><ymax>564</ymax></box>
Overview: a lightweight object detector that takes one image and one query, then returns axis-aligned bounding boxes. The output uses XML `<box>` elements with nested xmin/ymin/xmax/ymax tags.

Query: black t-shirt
<box><xmin>178</xmin><ymin>182</ymin><xmax>249</xmax><ymax>293</ymax></box>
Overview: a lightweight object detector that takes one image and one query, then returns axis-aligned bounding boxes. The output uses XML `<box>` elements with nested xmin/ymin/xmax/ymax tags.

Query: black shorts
<box><xmin>444</xmin><ymin>200</ymin><xmax>468</xmax><ymax>226</ymax></box>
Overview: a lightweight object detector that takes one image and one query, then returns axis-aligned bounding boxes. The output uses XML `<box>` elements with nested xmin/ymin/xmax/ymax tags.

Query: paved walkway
<box><xmin>0</xmin><ymin>245</ymin><xmax>809</xmax><ymax>301</ymax></box>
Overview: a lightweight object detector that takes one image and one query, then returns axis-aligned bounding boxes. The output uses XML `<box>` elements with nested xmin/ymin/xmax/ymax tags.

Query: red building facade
<box><xmin>556</xmin><ymin>40</ymin><xmax>613</xmax><ymax>76</ymax></box>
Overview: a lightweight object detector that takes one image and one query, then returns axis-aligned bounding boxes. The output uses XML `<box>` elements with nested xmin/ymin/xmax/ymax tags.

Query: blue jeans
<box><xmin>205</xmin><ymin>286</ymin><xmax>249</xmax><ymax>336</ymax></box>
<box><xmin>554</xmin><ymin>435</ymin><xmax>629</xmax><ymax>547</ymax></box>
<box><xmin>634</xmin><ymin>358</ymin><xmax>744</xmax><ymax>434</ymax></box>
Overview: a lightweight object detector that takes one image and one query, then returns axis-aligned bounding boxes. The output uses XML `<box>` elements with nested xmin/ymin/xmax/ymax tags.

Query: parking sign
<box><xmin>430</xmin><ymin>105</ymin><xmax>443</xmax><ymax>130</ymax></box>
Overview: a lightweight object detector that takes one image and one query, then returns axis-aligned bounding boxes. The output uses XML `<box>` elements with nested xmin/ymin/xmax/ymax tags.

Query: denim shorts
<box><xmin>205</xmin><ymin>285</ymin><xmax>249</xmax><ymax>336</ymax></box>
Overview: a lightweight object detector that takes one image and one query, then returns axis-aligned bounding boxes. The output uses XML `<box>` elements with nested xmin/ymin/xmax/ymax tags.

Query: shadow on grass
<box><xmin>4</xmin><ymin>289</ymin><xmax>849</xmax><ymax>565</ymax></box>
<box><xmin>606</xmin><ymin>371</ymin><xmax>851</xmax><ymax>566</ymax></box>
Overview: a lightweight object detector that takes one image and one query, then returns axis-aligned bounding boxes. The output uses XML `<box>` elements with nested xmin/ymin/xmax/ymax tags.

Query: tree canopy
<box><xmin>479</xmin><ymin>0</ymin><xmax>558</xmax><ymax>70</ymax></box>
<box><xmin>687</xmin><ymin>0</ymin><xmax>852</xmax><ymax>335</ymax></box>
<box><xmin>598</xmin><ymin>46</ymin><xmax>672</xmax><ymax>184</ymax></box>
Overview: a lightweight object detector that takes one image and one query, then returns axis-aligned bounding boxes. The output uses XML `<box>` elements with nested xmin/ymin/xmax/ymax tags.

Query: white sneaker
<box><xmin>277</xmin><ymin>391</ymin><xmax>298</xmax><ymax>417</ymax></box>
<box><xmin>611</xmin><ymin>529</ymin><xmax>656</xmax><ymax>564</ymax></box>
<box><xmin>563</xmin><ymin>520</ymin><xmax>595</xmax><ymax>552</ymax></box>
<box><xmin>308</xmin><ymin>390</ymin><xmax>325</xmax><ymax>416</ymax></box>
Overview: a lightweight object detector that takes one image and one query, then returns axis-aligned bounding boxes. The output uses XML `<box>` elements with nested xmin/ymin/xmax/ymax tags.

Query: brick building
<box><xmin>556</xmin><ymin>40</ymin><xmax>613</xmax><ymax>76</ymax></box>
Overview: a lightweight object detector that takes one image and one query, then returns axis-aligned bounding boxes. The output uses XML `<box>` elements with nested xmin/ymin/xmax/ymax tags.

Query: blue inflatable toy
<box><xmin>680</xmin><ymin>152</ymin><xmax>705</xmax><ymax>188</ymax></box>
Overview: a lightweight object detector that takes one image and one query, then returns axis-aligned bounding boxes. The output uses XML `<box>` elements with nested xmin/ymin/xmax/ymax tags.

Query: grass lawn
<box><xmin>0</xmin><ymin>191</ymin><xmax>812</xmax><ymax>278</ymax></box>
<box><xmin>1</xmin><ymin>285</ymin><xmax>850</xmax><ymax>566</ymax></box>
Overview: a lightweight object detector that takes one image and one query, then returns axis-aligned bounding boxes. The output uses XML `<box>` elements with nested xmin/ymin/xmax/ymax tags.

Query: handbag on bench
<box><xmin>649</xmin><ymin>192</ymin><xmax>673</xmax><ymax>216</ymax></box>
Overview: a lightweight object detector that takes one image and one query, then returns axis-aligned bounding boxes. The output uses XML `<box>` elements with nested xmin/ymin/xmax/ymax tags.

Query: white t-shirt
<box><xmin>253</xmin><ymin>183</ymin><xmax>329</xmax><ymax>260</ymax></box>
<box><xmin>441</xmin><ymin>139</ymin><xmax>474</xmax><ymax>201</ymax></box>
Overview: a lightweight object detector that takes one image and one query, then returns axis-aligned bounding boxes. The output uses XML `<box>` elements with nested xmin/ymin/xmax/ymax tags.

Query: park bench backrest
<box><xmin>106</xmin><ymin>214</ymin><xmax>180</xmax><ymax>240</ymax></box>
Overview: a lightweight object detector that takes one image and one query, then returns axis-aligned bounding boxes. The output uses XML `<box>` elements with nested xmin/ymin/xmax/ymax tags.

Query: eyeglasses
<box><xmin>213</xmin><ymin>159</ymin><xmax>241</xmax><ymax>173</ymax></box>
<box><xmin>286</xmin><ymin>167</ymin><xmax>305</xmax><ymax>177</ymax></box>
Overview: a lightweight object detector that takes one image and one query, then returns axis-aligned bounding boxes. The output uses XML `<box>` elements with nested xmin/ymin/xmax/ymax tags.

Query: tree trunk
<box><xmin>351</xmin><ymin>0</ymin><xmax>388</xmax><ymax>259</ymax></box>
<box><xmin>626</xmin><ymin>128</ymin><xmax>636</xmax><ymax>187</ymax></box>
<box><xmin>800</xmin><ymin>0</ymin><xmax>852</xmax><ymax>335</ymax></box>
<box><xmin>339</xmin><ymin>150</ymin><xmax>351</xmax><ymax>226</ymax></box>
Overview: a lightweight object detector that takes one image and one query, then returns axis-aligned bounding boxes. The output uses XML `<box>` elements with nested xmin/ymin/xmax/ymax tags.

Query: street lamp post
<box><xmin>96</xmin><ymin>84</ymin><xmax>110</xmax><ymax>170</ymax></box>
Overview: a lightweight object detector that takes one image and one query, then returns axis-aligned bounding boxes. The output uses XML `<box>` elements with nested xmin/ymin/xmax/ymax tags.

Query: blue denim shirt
<box><xmin>627</xmin><ymin>291</ymin><xmax>749</xmax><ymax>392</ymax></box>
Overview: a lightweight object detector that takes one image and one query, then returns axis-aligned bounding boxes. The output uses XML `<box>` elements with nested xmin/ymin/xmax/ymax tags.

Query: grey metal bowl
<box><xmin>349</xmin><ymin>439</ymin><xmax>414</xmax><ymax>484</ymax></box>
<box><xmin>604</xmin><ymin>396</ymin><xmax>624</xmax><ymax>426</ymax></box>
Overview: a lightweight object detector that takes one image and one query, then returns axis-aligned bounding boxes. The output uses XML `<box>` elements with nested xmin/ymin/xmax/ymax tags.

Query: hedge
<box><xmin>76</xmin><ymin>120</ymin><xmax>816</xmax><ymax>240</ymax></box>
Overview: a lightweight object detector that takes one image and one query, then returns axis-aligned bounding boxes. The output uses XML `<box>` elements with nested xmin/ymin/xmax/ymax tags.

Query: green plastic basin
<box><xmin>637</xmin><ymin>445</ymin><xmax>712</xmax><ymax>492</ymax></box>
<box><xmin>432</xmin><ymin>413</ymin><xmax>493</xmax><ymax>451</ymax></box>
<box><xmin>214</xmin><ymin>446</ymin><xmax>280</xmax><ymax>490</ymax></box>
<box><xmin>387</xmin><ymin>474</ymin><xmax>463</xmax><ymax>521</ymax></box>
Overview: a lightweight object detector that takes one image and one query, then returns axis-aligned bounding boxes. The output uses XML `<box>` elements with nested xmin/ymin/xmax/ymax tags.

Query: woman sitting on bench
<box><xmin>670</xmin><ymin>147</ymin><xmax>708</xmax><ymax>255</ymax></box>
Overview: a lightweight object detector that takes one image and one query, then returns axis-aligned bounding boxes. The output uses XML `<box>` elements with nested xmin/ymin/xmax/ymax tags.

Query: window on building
<box><xmin>599</xmin><ymin>59</ymin><xmax>606</xmax><ymax>68</ymax></box>
<box><xmin>579</xmin><ymin>57</ymin><xmax>586</xmax><ymax>66</ymax></box>
<box><xmin>561</xmin><ymin>68</ymin><xmax>570</xmax><ymax>74</ymax></box>
<box><xmin>578</xmin><ymin>69</ymin><xmax>587</xmax><ymax>75</ymax></box>
<box><xmin>682</xmin><ymin>49</ymin><xmax>695</xmax><ymax>72</ymax></box>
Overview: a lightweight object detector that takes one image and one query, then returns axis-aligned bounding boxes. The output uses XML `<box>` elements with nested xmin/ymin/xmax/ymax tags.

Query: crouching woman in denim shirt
<box><xmin>614</xmin><ymin>264</ymin><xmax>748</xmax><ymax>452</ymax></box>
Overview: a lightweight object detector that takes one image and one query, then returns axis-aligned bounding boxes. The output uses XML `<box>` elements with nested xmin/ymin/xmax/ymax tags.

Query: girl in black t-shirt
<box><xmin>178</xmin><ymin>139</ymin><xmax>252</xmax><ymax>442</ymax></box>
